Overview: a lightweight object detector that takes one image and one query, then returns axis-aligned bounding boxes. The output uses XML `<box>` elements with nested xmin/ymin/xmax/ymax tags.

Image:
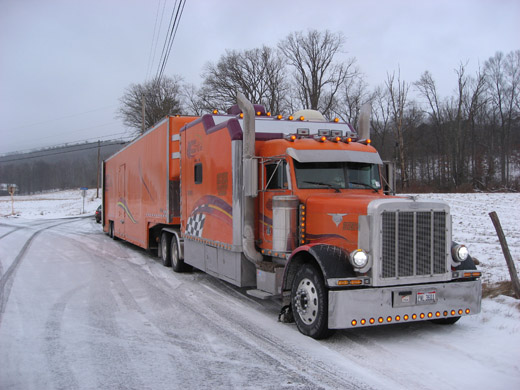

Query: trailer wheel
<box><xmin>170</xmin><ymin>235</ymin><xmax>187</xmax><ymax>273</ymax></box>
<box><xmin>291</xmin><ymin>264</ymin><xmax>331</xmax><ymax>339</ymax></box>
<box><xmin>160</xmin><ymin>232</ymin><xmax>172</xmax><ymax>267</ymax></box>
<box><xmin>431</xmin><ymin>316</ymin><xmax>461</xmax><ymax>325</ymax></box>
<box><xmin>109</xmin><ymin>221</ymin><xmax>116</xmax><ymax>240</ymax></box>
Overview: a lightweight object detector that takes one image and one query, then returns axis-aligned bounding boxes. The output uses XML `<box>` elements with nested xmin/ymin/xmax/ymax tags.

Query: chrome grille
<box><xmin>381</xmin><ymin>210</ymin><xmax>447</xmax><ymax>279</ymax></box>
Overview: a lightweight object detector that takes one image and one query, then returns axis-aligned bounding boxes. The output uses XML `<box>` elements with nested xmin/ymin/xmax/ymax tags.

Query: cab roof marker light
<box><xmin>276</xmin><ymin>114</ymin><xmax>283</xmax><ymax>120</ymax></box>
<box><xmin>213</xmin><ymin>109</ymin><xmax>219</xmax><ymax>114</ymax></box>
<box><xmin>343</xmin><ymin>137</ymin><xmax>352</xmax><ymax>144</ymax></box>
<box><xmin>333</xmin><ymin>117</ymin><xmax>340</xmax><ymax>123</ymax></box>
<box><xmin>266</xmin><ymin>112</ymin><xmax>271</xmax><ymax>117</ymax></box>
<box><xmin>288</xmin><ymin>115</ymin><xmax>294</xmax><ymax>121</ymax></box>
<box><xmin>358</xmin><ymin>138</ymin><xmax>371</xmax><ymax>145</ymax></box>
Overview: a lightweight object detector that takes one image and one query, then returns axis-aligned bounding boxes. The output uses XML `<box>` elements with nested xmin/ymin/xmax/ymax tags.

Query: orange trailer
<box><xmin>103</xmin><ymin>94</ymin><xmax>481</xmax><ymax>339</ymax></box>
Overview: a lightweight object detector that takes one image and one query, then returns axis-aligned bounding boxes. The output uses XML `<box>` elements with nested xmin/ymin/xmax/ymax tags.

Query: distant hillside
<box><xmin>0</xmin><ymin>141</ymin><xmax>127</xmax><ymax>195</ymax></box>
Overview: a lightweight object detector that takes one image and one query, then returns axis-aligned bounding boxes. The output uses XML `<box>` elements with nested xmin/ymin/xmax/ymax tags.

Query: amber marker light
<box><xmin>288</xmin><ymin>115</ymin><xmax>294</xmax><ymax>121</ymax></box>
<box><xmin>213</xmin><ymin>109</ymin><xmax>218</xmax><ymax>114</ymax></box>
<box><xmin>277</xmin><ymin>114</ymin><xmax>283</xmax><ymax>120</ymax></box>
<box><xmin>403</xmin><ymin>314</ymin><xmax>409</xmax><ymax>321</ymax></box>
<box><xmin>320</xmin><ymin>136</ymin><xmax>327</xmax><ymax>142</ymax></box>
<box><xmin>420</xmin><ymin>313</ymin><xmax>425</xmax><ymax>319</ymax></box>
<box><xmin>387</xmin><ymin>316</ymin><xmax>392</xmax><ymax>323</ymax></box>
<box><xmin>351</xmin><ymin>320</ymin><xmax>357</xmax><ymax>326</ymax></box>
<box><xmin>366</xmin><ymin>138</ymin><xmax>372</xmax><ymax>144</ymax></box>
<box><xmin>266</xmin><ymin>112</ymin><xmax>271</xmax><ymax>116</ymax></box>
<box><xmin>299</xmin><ymin>116</ymin><xmax>305</xmax><ymax>121</ymax></box>
<box><xmin>369</xmin><ymin>318</ymin><xmax>375</xmax><ymax>324</ymax></box>
<box><xmin>360</xmin><ymin>319</ymin><xmax>366</xmax><ymax>325</ymax></box>
<box><xmin>458</xmin><ymin>309</ymin><xmax>463</xmax><ymax>315</ymax></box>
<box><xmin>378</xmin><ymin>317</ymin><xmax>384</xmax><ymax>323</ymax></box>
<box><xmin>451</xmin><ymin>310</ymin><xmax>456</xmax><ymax>316</ymax></box>
<box><xmin>334</xmin><ymin>117</ymin><xmax>340</xmax><ymax>123</ymax></box>
<box><xmin>412</xmin><ymin>314</ymin><xmax>417</xmax><ymax>320</ymax></box>
<box><xmin>395</xmin><ymin>315</ymin><xmax>401</xmax><ymax>322</ymax></box>
<box><xmin>465</xmin><ymin>309</ymin><xmax>471</xmax><ymax>314</ymax></box>
<box><xmin>436</xmin><ymin>312</ymin><xmax>441</xmax><ymax>317</ymax></box>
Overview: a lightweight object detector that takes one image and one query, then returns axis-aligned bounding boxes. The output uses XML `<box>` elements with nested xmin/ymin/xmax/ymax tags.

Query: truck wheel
<box><xmin>170</xmin><ymin>235</ymin><xmax>187</xmax><ymax>272</ymax></box>
<box><xmin>431</xmin><ymin>316</ymin><xmax>461</xmax><ymax>325</ymax></box>
<box><xmin>160</xmin><ymin>232</ymin><xmax>172</xmax><ymax>267</ymax></box>
<box><xmin>291</xmin><ymin>264</ymin><xmax>331</xmax><ymax>339</ymax></box>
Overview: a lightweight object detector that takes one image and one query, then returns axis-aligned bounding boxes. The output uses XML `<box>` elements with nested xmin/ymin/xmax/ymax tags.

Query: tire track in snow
<box><xmin>0</xmin><ymin>218</ymin><xmax>82</xmax><ymax>326</ymax></box>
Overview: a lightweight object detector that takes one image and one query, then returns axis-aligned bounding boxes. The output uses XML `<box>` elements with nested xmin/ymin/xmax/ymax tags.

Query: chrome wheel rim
<box><xmin>294</xmin><ymin>278</ymin><xmax>318</xmax><ymax>325</ymax></box>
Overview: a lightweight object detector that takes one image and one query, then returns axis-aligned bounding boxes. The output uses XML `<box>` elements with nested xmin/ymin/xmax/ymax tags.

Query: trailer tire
<box><xmin>291</xmin><ymin>264</ymin><xmax>332</xmax><ymax>339</ymax></box>
<box><xmin>160</xmin><ymin>232</ymin><xmax>172</xmax><ymax>267</ymax></box>
<box><xmin>109</xmin><ymin>221</ymin><xmax>116</xmax><ymax>240</ymax></box>
<box><xmin>170</xmin><ymin>235</ymin><xmax>187</xmax><ymax>273</ymax></box>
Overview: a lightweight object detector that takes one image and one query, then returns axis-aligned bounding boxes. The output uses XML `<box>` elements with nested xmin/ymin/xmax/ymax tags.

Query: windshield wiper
<box><xmin>349</xmin><ymin>181</ymin><xmax>379</xmax><ymax>193</ymax></box>
<box><xmin>303</xmin><ymin>181</ymin><xmax>341</xmax><ymax>193</ymax></box>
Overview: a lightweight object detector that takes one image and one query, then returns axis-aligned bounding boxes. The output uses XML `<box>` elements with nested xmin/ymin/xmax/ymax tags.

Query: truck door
<box><xmin>261</xmin><ymin>159</ymin><xmax>290</xmax><ymax>248</ymax></box>
<box><xmin>117</xmin><ymin>164</ymin><xmax>126</xmax><ymax>237</ymax></box>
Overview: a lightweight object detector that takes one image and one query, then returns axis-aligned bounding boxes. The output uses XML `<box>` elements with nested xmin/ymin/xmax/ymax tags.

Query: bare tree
<box><xmin>118</xmin><ymin>75</ymin><xmax>184</xmax><ymax>135</ymax></box>
<box><xmin>278</xmin><ymin>30</ymin><xmax>357</xmax><ymax>117</ymax></box>
<box><xmin>484</xmin><ymin>50</ymin><xmax>520</xmax><ymax>186</ymax></box>
<box><xmin>199</xmin><ymin>46</ymin><xmax>289</xmax><ymax>114</ymax></box>
<box><xmin>332</xmin><ymin>73</ymin><xmax>371</xmax><ymax>126</ymax></box>
<box><xmin>386</xmin><ymin>69</ymin><xmax>410</xmax><ymax>189</ymax></box>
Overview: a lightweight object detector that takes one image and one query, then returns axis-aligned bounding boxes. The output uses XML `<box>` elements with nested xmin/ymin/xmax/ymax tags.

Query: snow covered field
<box><xmin>1</xmin><ymin>190</ymin><xmax>519</xmax><ymax>389</ymax></box>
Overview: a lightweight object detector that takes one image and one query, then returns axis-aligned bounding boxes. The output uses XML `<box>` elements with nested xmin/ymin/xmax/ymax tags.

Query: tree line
<box><xmin>117</xmin><ymin>30</ymin><xmax>518</xmax><ymax>192</ymax></box>
<box><xmin>0</xmin><ymin>142</ymin><xmax>124</xmax><ymax>195</ymax></box>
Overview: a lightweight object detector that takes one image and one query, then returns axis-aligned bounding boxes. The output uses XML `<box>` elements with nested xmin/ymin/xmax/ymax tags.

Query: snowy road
<box><xmin>1</xmin><ymin>215</ymin><xmax>519</xmax><ymax>389</ymax></box>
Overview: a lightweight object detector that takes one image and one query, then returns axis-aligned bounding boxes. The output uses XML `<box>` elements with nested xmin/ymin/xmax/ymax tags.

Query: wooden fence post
<box><xmin>489</xmin><ymin>211</ymin><xmax>520</xmax><ymax>299</ymax></box>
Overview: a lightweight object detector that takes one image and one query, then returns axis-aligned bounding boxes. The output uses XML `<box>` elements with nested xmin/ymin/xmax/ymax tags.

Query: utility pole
<box><xmin>96</xmin><ymin>140</ymin><xmax>101</xmax><ymax>198</ymax></box>
<box><xmin>142</xmin><ymin>93</ymin><xmax>146</xmax><ymax>133</ymax></box>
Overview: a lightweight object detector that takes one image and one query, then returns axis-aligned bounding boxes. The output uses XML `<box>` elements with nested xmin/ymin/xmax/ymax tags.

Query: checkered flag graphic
<box><xmin>186</xmin><ymin>213</ymin><xmax>206</xmax><ymax>237</ymax></box>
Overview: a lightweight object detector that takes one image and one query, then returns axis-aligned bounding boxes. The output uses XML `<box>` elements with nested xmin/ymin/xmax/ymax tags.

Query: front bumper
<box><xmin>328</xmin><ymin>280</ymin><xmax>481</xmax><ymax>329</ymax></box>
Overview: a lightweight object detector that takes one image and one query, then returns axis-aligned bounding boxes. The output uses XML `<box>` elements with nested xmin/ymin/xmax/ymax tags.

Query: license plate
<box><xmin>417</xmin><ymin>291</ymin><xmax>436</xmax><ymax>304</ymax></box>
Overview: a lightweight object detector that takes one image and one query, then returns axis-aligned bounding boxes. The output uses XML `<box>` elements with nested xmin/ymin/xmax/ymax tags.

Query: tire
<box><xmin>170</xmin><ymin>234</ymin><xmax>187</xmax><ymax>273</ymax></box>
<box><xmin>431</xmin><ymin>316</ymin><xmax>461</xmax><ymax>325</ymax></box>
<box><xmin>160</xmin><ymin>232</ymin><xmax>172</xmax><ymax>267</ymax></box>
<box><xmin>109</xmin><ymin>221</ymin><xmax>116</xmax><ymax>240</ymax></box>
<box><xmin>291</xmin><ymin>264</ymin><xmax>332</xmax><ymax>339</ymax></box>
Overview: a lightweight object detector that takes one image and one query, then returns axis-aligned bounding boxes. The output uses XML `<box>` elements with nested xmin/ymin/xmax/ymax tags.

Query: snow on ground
<box><xmin>411</xmin><ymin>192</ymin><xmax>520</xmax><ymax>285</ymax></box>
<box><xmin>1</xmin><ymin>190</ymin><xmax>519</xmax><ymax>389</ymax></box>
<box><xmin>0</xmin><ymin>189</ymin><xmax>100</xmax><ymax>219</ymax></box>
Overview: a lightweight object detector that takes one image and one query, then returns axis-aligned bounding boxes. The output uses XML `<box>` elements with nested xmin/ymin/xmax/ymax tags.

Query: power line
<box><xmin>0</xmin><ymin>140</ymin><xmax>130</xmax><ymax>163</ymax></box>
<box><xmin>1</xmin><ymin>131</ymin><xmax>131</xmax><ymax>157</ymax></box>
<box><xmin>4</xmin><ymin>104</ymin><xmax>118</xmax><ymax>132</ymax></box>
<box><xmin>155</xmin><ymin>0</ymin><xmax>186</xmax><ymax>83</ymax></box>
<box><xmin>146</xmin><ymin>0</ymin><xmax>166</xmax><ymax>81</ymax></box>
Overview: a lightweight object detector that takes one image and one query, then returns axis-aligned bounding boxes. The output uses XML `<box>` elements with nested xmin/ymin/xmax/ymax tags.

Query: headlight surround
<box><xmin>349</xmin><ymin>249</ymin><xmax>369</xmax><ymax>269</ymax></box>
<box><xmin>452</xmin><ymin>244</ymin><xmax>469</xmax><ymax>263</ymax></box>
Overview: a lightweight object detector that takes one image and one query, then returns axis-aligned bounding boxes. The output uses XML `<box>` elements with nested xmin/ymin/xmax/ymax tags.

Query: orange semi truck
<box><xmin>103</xmin><ymin>93</ymin><xmax>481</xmax><ymax>339</ymax></box>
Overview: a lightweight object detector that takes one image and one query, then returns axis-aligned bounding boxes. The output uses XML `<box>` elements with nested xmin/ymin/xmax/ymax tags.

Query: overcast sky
<box><xmin>1</xmin><ymin>0</ymin><xmax>518</xmax><ymax>155</ymax></box>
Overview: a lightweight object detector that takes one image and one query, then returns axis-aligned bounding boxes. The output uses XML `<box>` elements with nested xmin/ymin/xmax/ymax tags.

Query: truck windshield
<box><xmin>293</xmin><ymin>160</ymin><xmax>381</xmax><ymax>191</ymax></box>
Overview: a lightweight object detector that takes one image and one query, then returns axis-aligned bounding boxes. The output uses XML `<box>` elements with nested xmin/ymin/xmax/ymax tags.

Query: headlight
<box><xmin>452</xmin><ymin>244</ymin><xmax>469</xmax><ymax>262</ymax></box>
<box><xmin>350</xmin><ymin>249</ymin><xmax>368</xmax><ymax>269</ymax></box>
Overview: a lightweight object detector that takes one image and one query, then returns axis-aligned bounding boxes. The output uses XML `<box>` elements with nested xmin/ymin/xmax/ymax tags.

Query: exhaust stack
<box><xmin>357</xmin><ymin>103</ymin><xmax>372</xmax><ymax>141</ymax></box>
<box><xmin>236</xmin><ymin>92</ymin><xmax>263</xmax><ymax>264</ymax></box>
